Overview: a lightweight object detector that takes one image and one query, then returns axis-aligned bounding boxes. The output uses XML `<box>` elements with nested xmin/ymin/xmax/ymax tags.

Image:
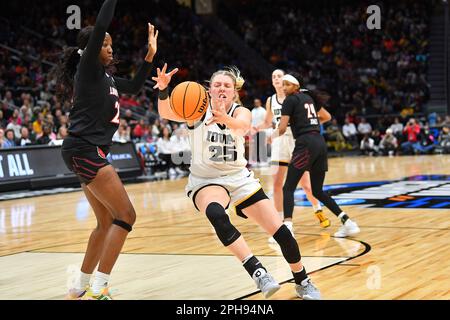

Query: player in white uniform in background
<box><xmin>255</xmin><ymin>70</ymin><xmax>330</xmax><ymax>243</ymax></box>
<box><xmin>153</xmin><ymin>64</ymin><xmax>321</xmax><ymax>300</ymax></box>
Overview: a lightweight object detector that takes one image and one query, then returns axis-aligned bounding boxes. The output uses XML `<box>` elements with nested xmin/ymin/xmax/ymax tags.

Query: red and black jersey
<box><xmin>67</xmin><ymin>0</ymin><xmax>153</xmax><ymax>146</ymax></box>
<box><xmin>281</xmin><ymin>92</ymin><xmax>322</xmax><ymax>139</ymax></box>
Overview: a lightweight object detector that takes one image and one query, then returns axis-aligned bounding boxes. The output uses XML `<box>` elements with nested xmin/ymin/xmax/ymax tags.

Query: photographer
<box><xmin>401</xmin><ymin>118</ymin><xmax>421</xmax><ymax>155</ymax></box>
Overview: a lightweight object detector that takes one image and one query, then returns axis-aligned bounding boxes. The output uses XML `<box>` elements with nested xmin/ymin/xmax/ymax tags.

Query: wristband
<box><xmin>158</xmin><ymin>88</ymin><xmax>169</xmax><ymax>100</ymax></box>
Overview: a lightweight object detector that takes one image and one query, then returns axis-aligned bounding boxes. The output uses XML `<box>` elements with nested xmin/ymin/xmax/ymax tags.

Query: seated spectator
<box><xmin>157</xmin><ymin>127</ymin><xmax>177</xmax><ymax>176</ymax></box>
<box><xmin>170</xmin><ymin>128</ymin><xmax>191</xmax><ymax>174</ymax></box>
<box><xmin>50</xmin><ymin>126</ymin><xmax>68</xmax><ymax>146</ymax></box>
<box><xmin>33</xmin><ymin>113</ymin><xmax>44</xmax><ymax>137</ymax></box>
<box><xmin>112</xmin><ymin>121</ymin><xmax>131</xmax><ymax>143</ymax></box>
<box><xmin>412</xmin><ymin>128</ymin><xmax>435</xmax><ymax>155</ymax></box>
<box><xmin>379</xmin><ymin>129</ymin><xmax>398</xmax><ymax>156</ymax></box>
<box><xmin>342</xmin><ymin>118</ymin><xmax>358</xmax><ymax>148</ymax></box>
<box><xmin>145</xmin><ymin>101</ymin><xmax>159</xmax><ymax>125</ymax></box>
<box><xmin>401</xmin><ymin>118</ymin><xmax>421</xmax><ymax>154</ymax></box>
<box><xmin>6</xmin><ymin>109</ymin><xmax>22</xmax><ymax>139</ymax></box>
<box><xmin>444</xmin><ymin>115</ymin><xmax>450</xmax><ymax>127</ymax></box>
<box><xmin>19</xmin><ymin>127</ymin><xmax>33</xmax><ymax>146</ymax></box>
<box><xmin>0</xmin><ymin>128</ymin><xmax>5</xmax><ymax>148</ymax></box>
<box><xmin>358</xmin><ymin>117</ymin><xmax>372</xmax><ymax>136</ymax></box>
<box><xmin>436</xmin><ymin>125</ymin><xmax>450</xmax><ymax>154</ymax></box>
<box><xmin>371</xmin><ymin>129</ymin><xmax>382</xmax><ymax>146</ymax></box>
<box><xmin>360</xmin><ymin>134</ymin><xmax>375</xmax><ymax>156</ymax></box>
<box><xmin>35</xmin><ymin>124</ymin><xmax>53</xmax><ymax>145</ymax></box>
<box><xmin>325</xmin><ymin>118</ymin><xmax>347</xmax><ymax>151</ymax></box>
<box><xmin>3</xmin><ymin>129</ymin><xmax>16</xmax><ymax>148</ymax></box>
<box><xmin>389</xmin><ymin>117</ymin><xmax>404</xmax><ymax>139</ymax></box>
<box><xmin>123</xmin><ymin>109</ymin><xmax>138</xmax><ymax>130</ymax></box>
<box><xmin>132</xmin><ymin>119</ymin><xmax>146</xmax><ymax>141</ymax></box>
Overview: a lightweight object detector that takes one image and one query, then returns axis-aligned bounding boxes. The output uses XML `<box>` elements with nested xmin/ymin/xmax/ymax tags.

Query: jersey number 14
<box><xmin>304</xmin><ymin>103</ymin><xmax>319</xmax><ymax>125</ymax></box>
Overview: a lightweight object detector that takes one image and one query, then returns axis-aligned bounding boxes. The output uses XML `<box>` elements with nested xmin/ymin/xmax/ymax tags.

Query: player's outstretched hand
<box><xmin>152</xmin><ymin>63</ymin><xmax>179</xmax><ymax>90</ymax></box>
<box><xmin>146</xmin><ymin>22</ymin><xmax>158</xmax><ymax>62</ymax></box>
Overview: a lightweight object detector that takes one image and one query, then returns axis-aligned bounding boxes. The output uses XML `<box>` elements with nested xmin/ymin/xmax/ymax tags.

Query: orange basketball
<box><xmin>170</xmin><ymin>81</ymin><xmax>209</xmax><ymax>121</ymax></box>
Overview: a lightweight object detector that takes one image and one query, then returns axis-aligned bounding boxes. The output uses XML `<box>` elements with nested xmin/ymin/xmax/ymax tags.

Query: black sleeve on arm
<box><xmin>281</xmin><ymin>95</ymin><xmax>297</xmax><ymax>116</ymax></box>
<box><xmin>79</xmin><ymin>0</ymin><xmax>118</xmax><ymax>76</ymax></box>
<box><xmin>114</xmin><ymin>61</ymin><xmax>153</xmax><ymax>95</ymax></box>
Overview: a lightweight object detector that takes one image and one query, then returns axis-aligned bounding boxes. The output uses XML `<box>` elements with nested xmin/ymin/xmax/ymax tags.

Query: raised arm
<box><xmin>114</xmin><ymin>23</ymin><xmax>158</xmax><ymax>94</ymax></box>
<box><xmin>80</xmin><ymin>0</ymin><xmax>118</xmax><ymax>74</ymax></box>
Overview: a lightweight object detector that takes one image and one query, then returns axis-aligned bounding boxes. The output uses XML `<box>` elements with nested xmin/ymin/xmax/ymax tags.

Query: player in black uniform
<box><xmin>274</xmin><ymin>75</ymin><xmax>360</xmax><ymax>239</ymax></box>
<box><xmin>54</xmin><ymin>0</ymin><xmax>157</xmax><ymax>299</ymax></box>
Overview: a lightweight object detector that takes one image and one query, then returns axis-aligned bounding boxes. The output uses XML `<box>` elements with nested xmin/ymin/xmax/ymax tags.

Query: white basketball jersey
<box><xmin>270</xmin><ymin>94</ymin><xmax>292</xmax><ymax>135</ymax></box>
<box><xmin>188</xmin><ymin>102</ymin><xmax>247</xmax><ymax>178</ymax></box>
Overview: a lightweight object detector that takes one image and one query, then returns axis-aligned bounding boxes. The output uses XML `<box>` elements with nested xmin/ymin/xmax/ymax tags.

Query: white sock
<box><xmin>76</xmin><ymin>271</ymin><xmax>91</xmax><ymax>290</ymax></box>
<box><xmin>313</xmin><ymin>203</ymin><xmax>322</xmax><ymax>211</ymax></box>
<box><xmin>242</xmin><ymin>254</ymin><xmax>253</xmax><ymax>264</ymax></box>
<box><xmin>284</xmin><ymin>220</ymin><xmax>293</xmax><ymax>229</ymax></box>
<box><xmin>91</xmin><ymin>271</ymin><xmax>110</xmax><ymax>294</ymax></box>
<box><xmin>278</xmin><ymin>211</ymin><xmax>284</xmax><ymax>220</ymax></box>
<box><xmin>338</xmin><ymin>212</ymin><xmax>346</xmax><ymax>220</ymax></box>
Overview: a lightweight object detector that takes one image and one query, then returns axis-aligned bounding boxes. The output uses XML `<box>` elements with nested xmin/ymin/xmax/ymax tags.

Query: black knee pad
<box><xmin>112</xmin><ymin>219</ymin><xmax>133</xmax><ymax>232</ymax></box>
<box><xmin>206</xmin><ymin>202</ymin><xmax>241</xmax><ymax>246</ymax></box>
<box><xmin>273</xmin><ymin>225</ymin><xmax>301</xmax><ymax>263</ymax></box>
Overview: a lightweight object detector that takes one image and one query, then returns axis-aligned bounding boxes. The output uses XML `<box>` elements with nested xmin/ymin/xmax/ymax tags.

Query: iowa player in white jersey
<box><xmin>255</xmin><ymin>70</ymin><xmax>330</xmax><ymax>242</ymax></box>
<box><xmin>153</xmin><ymin>65</ymin><xmax>321</xmax><ymax>299</ymax></box>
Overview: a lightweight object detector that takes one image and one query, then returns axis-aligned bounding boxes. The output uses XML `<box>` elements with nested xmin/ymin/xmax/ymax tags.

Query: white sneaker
<box><xmin>334</xmin><ymin>219</ymin><xmax>360</xmax><ymax>238</ymax></box>
<box><xmin>268</xmin><ymin>221</ymin><xmax>294</xmax><ymax>243</ymax></box>
<box><xmin>168</xmin><ymin>168</ymin><xmax>177</xmax><ymax>176</ymax></box>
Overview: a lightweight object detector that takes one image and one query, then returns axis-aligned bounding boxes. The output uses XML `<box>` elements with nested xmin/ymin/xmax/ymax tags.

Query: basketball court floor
<box><xmin>0</xmin><ymin>155</ymin><xmax>449</xmax><ymax>299</ymax></box>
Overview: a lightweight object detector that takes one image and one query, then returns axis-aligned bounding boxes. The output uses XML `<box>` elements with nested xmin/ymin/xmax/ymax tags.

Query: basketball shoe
<box><xmin>334</xmin><ymin>219</ymin><xmax>360</xmax><ymax>238</ymax></box>
<box><xmin>295</xmin><ymin>278</ymin><xmax>321</xmax><ymax>300</ymax></box>
<box><xmin>83</xmin><ymin>287</ymin><xmax>113</xmax><ymax>300</ymax></box>
<box><xmin>315</xmin><ymin>209</ymin><xmax>331</xmax><ymax>228</ymax></box>
<box><xmin>252</xmin><ymin>268</ymin><xmax>281</xmax><ymax>298</ymax></box>
<box><xmin>65</xmin><ymin>287</ymin><xmax>88</xmax><ymax>300</ymax></box>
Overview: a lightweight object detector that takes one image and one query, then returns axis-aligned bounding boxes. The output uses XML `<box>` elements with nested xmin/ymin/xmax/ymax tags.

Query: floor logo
<box><xmin>295</xmin><ymin>175</ymin><xmax>450</xmax><ymax>209</ymax></box>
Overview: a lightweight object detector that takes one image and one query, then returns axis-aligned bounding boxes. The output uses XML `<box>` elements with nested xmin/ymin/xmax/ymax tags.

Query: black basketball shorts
<box><xmin>291</xmin><ymin>131</ymin><xmax>328</xmax><ymax>172</ymax></box>
<box><xmin>61</xmin><ymin>135</ymin><xmax>110</xmax><ymax>184</ymax></box>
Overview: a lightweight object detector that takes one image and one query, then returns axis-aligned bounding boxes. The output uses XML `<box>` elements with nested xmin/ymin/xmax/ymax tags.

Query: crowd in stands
<box><xmin>219</xmin><ymin>0</ymin><xmax>433</xmax><ymax>121</ymax></box>
<box><xmin>0</xmin><ymin>0</ymin><xmax>448</xmax><ymax>178</ymax></box>
<box><xmin>322</xmin><ymin>113</ymin><xmax>450</xmax><ymax>156</ymax></box>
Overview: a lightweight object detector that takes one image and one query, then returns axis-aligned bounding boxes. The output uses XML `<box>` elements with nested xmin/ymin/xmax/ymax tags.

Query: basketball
<box><xmin>170</xmin><ymin>81</ymin><xmax>209</xmax><ymax>121</ymax></box>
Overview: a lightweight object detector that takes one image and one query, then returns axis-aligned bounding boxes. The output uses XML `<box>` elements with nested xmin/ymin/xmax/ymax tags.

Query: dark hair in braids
<box><xmin>51</xmin><ymin>26</ymin><xmax>94</xmax><ymax>102</ymax></box>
